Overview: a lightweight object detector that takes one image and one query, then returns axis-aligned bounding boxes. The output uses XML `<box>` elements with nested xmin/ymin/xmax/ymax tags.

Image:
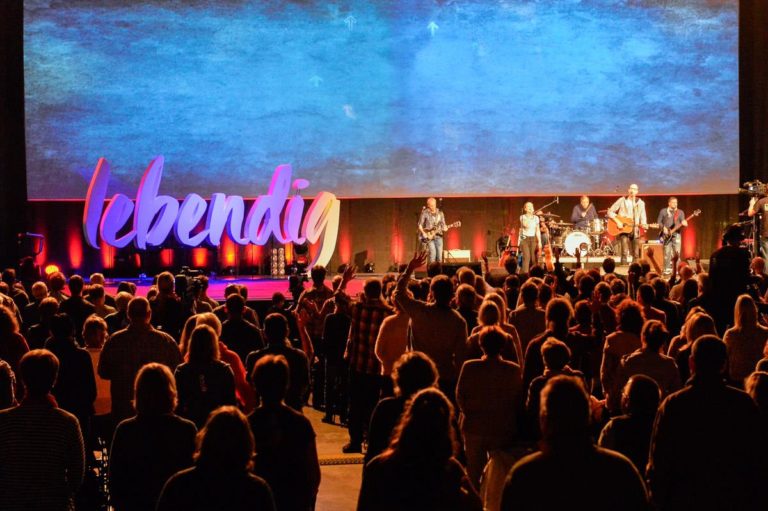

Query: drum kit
<box><xmin>543</xmin><ymin>214</ymin><xmax>615</xmax><ymax>258</ymax></box>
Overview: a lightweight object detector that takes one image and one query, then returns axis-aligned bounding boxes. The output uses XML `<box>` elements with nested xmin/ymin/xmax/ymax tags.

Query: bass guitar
<box><xmin>419</xmin><ymin>221</ymin><xmax>461</xmax><ymax>243</ymax></box>
<box><xmin>606</xmin><ymin>216</ymin><xmax>659</xmax><ymax>237</ymax></box>
<box><xmin>659</xmin><ymin>209</ymin><xmax>701</xmax><ymax>245</ymax></box>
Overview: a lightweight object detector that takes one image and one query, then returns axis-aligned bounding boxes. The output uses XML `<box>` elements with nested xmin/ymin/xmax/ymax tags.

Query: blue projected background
<box><xmin>24</xmin><ymin>0</ymin><xmax>738</xmax><ymax>199</ymax></box>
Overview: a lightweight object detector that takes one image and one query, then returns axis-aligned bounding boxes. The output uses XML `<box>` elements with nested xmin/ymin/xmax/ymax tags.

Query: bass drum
<box><xmin>564</xmin><ymin>231</ymin><xmax>591</xmax><ymax>257</ymax></box>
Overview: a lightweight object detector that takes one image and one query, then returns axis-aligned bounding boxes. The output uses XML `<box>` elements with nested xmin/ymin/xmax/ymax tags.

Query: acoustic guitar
<box><xmin>606</xmin><ymin>216</ymin><xmax>658</xmax><ymax>237</ymax></box>
<box><xmin>419</xmin><ymin>221</ymin><xmax>461</xmax><ymax>243</ymax></box>
<box><xmin>659</xmin><ymin>209</ymin><xmax>701</xmax><ymax>245</ymax></box>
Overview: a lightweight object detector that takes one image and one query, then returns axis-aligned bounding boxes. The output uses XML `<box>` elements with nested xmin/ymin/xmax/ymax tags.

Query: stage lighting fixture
<box><xmin>44</xmin><ymin>264</ymin><xmax>60</xmax><ymax>276</ymax></box>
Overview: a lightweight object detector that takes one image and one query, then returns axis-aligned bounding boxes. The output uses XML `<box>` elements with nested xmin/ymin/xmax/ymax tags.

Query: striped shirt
<box><xmin>0</xmin><ymin>399</ymin><xmax>85</xmax><ymax>511</ymax></box>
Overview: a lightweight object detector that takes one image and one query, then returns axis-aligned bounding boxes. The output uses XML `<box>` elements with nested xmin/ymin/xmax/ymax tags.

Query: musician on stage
<box><xmin>571</xmin><ymin>195</ymin><xmax>598</xmax><ymax>230</ymax></box>
<box><xmin>519</xmin><ymin>202</ymin><xmax>542</xmax><ymax>273</ymax></box>
<box><xmin>418</xmin><ymin>197</ymin><xmax>447</xmax><ymax>264</ymax></box>
<box><xmin>748</xmin><ymin>194</ymin><xmax>768</xmax><ymax>258</ymax></box>
<box><xmin>607</xmin><ymin>183</ymin><xmax>647</xmax><ymax>264</ymax></box>
<box><xmin>657</xmin><ymin>197</ymin><xmax>688</xmax><ymax>274</ymax></box>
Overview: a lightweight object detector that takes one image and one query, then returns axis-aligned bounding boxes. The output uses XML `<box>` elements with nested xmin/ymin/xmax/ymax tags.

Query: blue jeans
<box><xmin>424</xmin><ymin>236</ymin><xmax>444</xmax><ymax>264</ymax></box>
<box><xmin>663</xmin><ymin>234</ymin><xmax>681</xmax><ymax>272</ymax></box>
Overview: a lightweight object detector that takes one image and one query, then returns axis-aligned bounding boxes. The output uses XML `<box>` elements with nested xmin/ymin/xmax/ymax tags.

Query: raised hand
<box><xmin>406</xmin><ymin>251</ymin><xmax>428</xmax><ymax>273</ymax></box>
<box><xmin>342</xmin><ymin>264</ymin><xmax>357</xmax><ymax>285</ymax></box>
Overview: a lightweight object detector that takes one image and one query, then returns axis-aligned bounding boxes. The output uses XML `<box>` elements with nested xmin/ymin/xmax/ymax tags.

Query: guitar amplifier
<box><xmin>443</xmin><ymin>249</ymin><xmax>472</xmax><ymax>263</ymax></box>
<box><xmin>641</xmin><ymin>241</ymin><xmax>664</xmax><ymax>271</ymax></box>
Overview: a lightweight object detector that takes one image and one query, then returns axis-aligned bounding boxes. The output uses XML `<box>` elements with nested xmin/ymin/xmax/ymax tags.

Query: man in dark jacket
<box><xmin>647</xmin><ymin>335</ymin><xmax>768</xmax><ymax>510</ymax></box>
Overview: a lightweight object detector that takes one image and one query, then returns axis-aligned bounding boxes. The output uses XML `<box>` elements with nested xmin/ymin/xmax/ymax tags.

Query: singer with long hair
<box><xmin>518</xmin><ymin>202</ymin><xmax>542</xmax><ymax>274</ymax></box>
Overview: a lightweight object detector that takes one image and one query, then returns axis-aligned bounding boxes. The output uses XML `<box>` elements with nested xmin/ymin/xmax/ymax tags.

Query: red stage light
<box><xmin>44</xmin><ymin>264</ymin><xmax>60</xmax><ymax>276</ymax></box>
<box><xmin>192</xmin><ymin>247</ymin><xmax>208</xmax><ymax>268</ymax></box>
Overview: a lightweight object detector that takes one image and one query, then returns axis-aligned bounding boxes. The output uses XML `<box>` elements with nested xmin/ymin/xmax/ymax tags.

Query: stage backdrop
<box><xmin>24</xmin><ymin>0</ymin><xmax>738</xmax><ymax>200</ymax></box>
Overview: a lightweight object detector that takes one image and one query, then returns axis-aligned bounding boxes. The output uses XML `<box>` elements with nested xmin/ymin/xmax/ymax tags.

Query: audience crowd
<box><xmin>1</xmin><ymin>226</ymin><xmax>768</xmax><ymax>510</ymax></box>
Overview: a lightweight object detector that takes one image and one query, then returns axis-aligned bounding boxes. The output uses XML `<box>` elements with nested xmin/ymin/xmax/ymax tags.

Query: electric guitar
<box><xmin>659</xmin><ymin>209</ymin><xmax>701</xmax><ymax>245</ymax></box>
<box><xmin>419</xmin><ymin>221</ymin><xmax>461</xmax><ymax>242</ymax></box>
<box><xmin>606</xmin><ymin>216</ymin><xmax>659</xmax><ymax>237</ymax></box>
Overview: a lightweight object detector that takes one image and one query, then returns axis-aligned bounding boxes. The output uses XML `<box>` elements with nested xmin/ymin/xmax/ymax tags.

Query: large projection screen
<box><xmin>24</xmin><ymin>0</ymin><xmax>738</xmax><ymax>199</ymax></box>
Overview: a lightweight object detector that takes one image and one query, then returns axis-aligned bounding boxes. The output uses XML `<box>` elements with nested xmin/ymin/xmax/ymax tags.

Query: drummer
<box><xmin>571</xmin><ymin>195</ymin><xmax>598</xmax><ymax>231</ymax></box>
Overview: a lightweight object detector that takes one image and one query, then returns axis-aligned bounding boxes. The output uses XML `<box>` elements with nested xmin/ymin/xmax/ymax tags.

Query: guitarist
<box><xmin>657</xmin><ymin>197</ymin><xmax>688</xmax><ymax>275</ymax></box>
<box><xmin>418</xmin><ymin>197</ymin><xmax>447</xmax><ymax>264</ymax></box>
<box><xmin>607</xmin><ymin>183</ymin><xmax>648</xmax><ymax>265</ymax></box>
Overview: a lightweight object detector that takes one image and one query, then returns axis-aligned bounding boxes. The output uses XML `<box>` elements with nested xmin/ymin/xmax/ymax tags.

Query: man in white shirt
<box><xmin>607</xmin><ymin>184</ymin><xmax>648</xmax><ymax>265</ymax></box>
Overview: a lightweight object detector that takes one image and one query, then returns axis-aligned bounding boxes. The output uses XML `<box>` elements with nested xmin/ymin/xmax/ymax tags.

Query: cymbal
<box><xmin>537</xmin><ymin>212</ymin><xmax>560</xmax><ymax>218</ymax></box>
<box><xmin>552</xmin><ymin>222</ymin><xmax>573</xmax><ymax>227</ymax></box>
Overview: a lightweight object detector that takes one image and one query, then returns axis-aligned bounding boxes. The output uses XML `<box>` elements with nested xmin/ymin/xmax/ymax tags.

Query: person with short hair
<box><xmin>157</xmin><ymin>406</ymin><xmax>275</xmax><ymax>511</ymax></box>
<box><xmin>341</xmin><ymin>273</ymin><xmax>393</xmax><ymax>453</ymax></box>
<box><xmin>109</xmin><ymin>363</ymin><xmax>197</xmax><ymax>511</ymax></box>
<box><xmin>59</xmin><ymin>275</ymin><xmax>95</xmax><ymax>346</ymax></box>
<box><xmin>246</xmin><ymin>313</ymin><xmax>310</xmax><ymax>413</ymax></box>
<box><xmin>220</xmin><ymin>293</ymin><xmax>264</xmax><ymax>364</ymax></box>
<box><xmin>395</xmin><ymin>253</ymin><xmax>469</xmax><ymax>400</ymax></box>
<box><xmin>249</xmin><ymin>355</ymin><xmax>321</xmax><ymax>511</ymax></box>
<box><xmin>598</xmin><ymin>374</ymin><xmax>660</xmax><ymax>472</ymax></box>
<box><xmin>20</xmin><ymin>280</ymin><xmax>47</xmax><ymax>332</ymax></box>
<box><xmin>612</xmin><ymin>320</ymin><xmax>681</xmax><ymax>412</ymax></box>
<box><xmin>525</xmin><ymin>338</ymin><xmax>586</xmax><ymax>440</ymax></box>
<box><xmin>501</xmin><ymin>376</ymin><xmax>648</xmax><ymax>510</ymax></box>
<box><xmin>358</xmin><ymin>388</ymin><xmax>482</xmax><ymax>511</ymax></box>
<box><xmin>523</xmin><ymin>298</ymin><xmax>577</xmax><ymax>392</ymax></box>
<box><xmin>648</xmin><ymin>335</ymin><xmax>768</xmax><ymax>510</ymax></box>
<box><xmin>0</xmin><ymin>350</ymin><xmax>85</xmax><ymax>510</ymax></box>
<box><xmin>44</xmin><ymin>313</ymin><xmax>96</xmax><ymax>440</ymax></box>
<box><xmin>105</xmin><ymin>291</ymin><xmax>132</xmax><ymax>335</ymax></box>
<box><xmin>98</xmin><ymin>297</ymin><xmax>182</xmax><ymax>421</ymax></box>
<box><xmin>175</xmin><ymin>325</ymin><xmax>237</xmax><ymax>428</ymax></box>
<box><xmin>149</xmin><ymin>271</ymin><xmax>186</xmax><ymax>341</ymax></box>
<box><xmin>88</xmin><ymin>284</ymin><xmax>116</xmax><ymax>319</ymax></box>
<box><xmin>457</xmin><ymin>327</ymin><xmax>523</xmax><ymax>487</ymax></box>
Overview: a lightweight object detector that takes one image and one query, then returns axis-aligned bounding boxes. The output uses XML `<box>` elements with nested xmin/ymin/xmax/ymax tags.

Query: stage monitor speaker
<box><xmin>443</xmin><ymin>249</ymin><xmax>472</xmax><ymax>263</ymax></box>
<box><xmin>354</xmin><ymin>250</ymin><xmax>369</xmax><ymax>270</ymax></box>
<box><xmin>641</xmin><ymin>241</ymin><xmax>664</xmax><ymax>271</ymax></box>
<box><xmin>442</xmin><ymin>262</ymin><xmax>482</xmax><ymax>278</ymax></box>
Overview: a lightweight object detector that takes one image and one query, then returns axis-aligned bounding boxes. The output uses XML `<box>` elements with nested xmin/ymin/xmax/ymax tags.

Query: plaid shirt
<box><xmin>344</xmin><ymin>298</ymin><xmax>392</xmax><ymax>375</ymax></box>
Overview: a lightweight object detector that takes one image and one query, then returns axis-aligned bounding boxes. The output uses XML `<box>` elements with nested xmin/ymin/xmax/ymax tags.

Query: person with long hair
<box><xmin>175</xmin><ymin>325</ymin><xmax>237</xmax><ymax>428</ymax></box>
<box><xmin>182</xmin><ymin>313</ymin><xmax>256</xmax><ymax>412</ymax></box>
<box><xmin>157</xmin><ymin>406</ymin><xmax>275</xmax><ymax>510</ymax></box>
<box><xmin>601</xmin><ymin>300</ymin><xmax>644</xmax><ymax>413</ymax></box>
<box><xmin>0</xmin><ymin>305</ymin><xmax>29</xmax><ymax>398</ymax></box>
<box><xmin>724</xmin><ymin>295</ymin><xmax>768</xmax><ymax>387</ymax></box>
<box><xmin>466</xmin><ymin>301</ymin><xmax>521</xmax><ymax>364</ymax></box>
<box><xmin>109</xmin><ymin>363</ymin><xmax>197</xmax><ymax>511</ymax></box>
<box><xmin>358</xmin><ymin>388</ymin><xmax>482</xmax><ymax>511</ymax></box>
